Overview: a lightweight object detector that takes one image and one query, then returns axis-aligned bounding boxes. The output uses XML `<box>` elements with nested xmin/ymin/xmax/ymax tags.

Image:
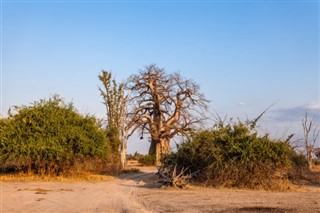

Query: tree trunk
<box><xmin>307</xmin><ymin>149</ymin><xmax>313</xmax><ymax>170</ymax></box>
<box><xmin>155</xmin><ymin>138</ymin><xmax>171</xmax><ymax>166</ymax></box>
<box><xmin>149</xmin><ymin>139</ymin><xmax>157</xmax><ymax>155</ymax></box>
<box><xmin>120</xmin><ymin>145</ymin><xmax>127</xmax><ymax>169</ymax></box>
<box><xmin>119</xmin><ymin>132</ymin><xmax>127</xmax><ymax>169</ymax></box>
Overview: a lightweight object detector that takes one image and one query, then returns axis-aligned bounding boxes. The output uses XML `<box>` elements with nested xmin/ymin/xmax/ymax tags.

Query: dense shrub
<box><xmin>105</xmin><ymin>126</ymin><xmax>121</xmax><ymax>153</ymax></box>
<box><xmin>139</xmin><ymin>154</ymin><xmax>156</xmax><ymax>166</ymax></box>
<box><xmin>163</xmin><ymin>119</ymin><xmax>293</xmax><ymax>189</ymax></box>
<box><xmin>0</xmin><ymin>95</ymin><xmax>111</xmax><ymax>175</ymax></box>
<box><xmin>289</xmin><ymin>151</ymin><xmax>308</xmax><ymax>168</ymax></box>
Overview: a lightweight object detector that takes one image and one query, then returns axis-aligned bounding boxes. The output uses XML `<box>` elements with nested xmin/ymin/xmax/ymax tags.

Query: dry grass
<box><xmin>126</xmin><ymin>160</ymin><xmax>142</xmax><ymax>167</ymax></box>
<box><xmin>0</xmin><ymin>171</ymin><xmax>115</xmax><ymax>182</ymax></box>
<box><xmin>120</xmin><ymin>168</ymin><xmax>141</xmax><ymax>174</ymax></box>
<box><xmin>289</xmin><ymin>164</ymin><xmax>320</xmax><ymax>187</ymax></box>
<box><xmin>311</xmin><ymin>164</ymin><xmax>320</xmax><ymax>173</ymax></box>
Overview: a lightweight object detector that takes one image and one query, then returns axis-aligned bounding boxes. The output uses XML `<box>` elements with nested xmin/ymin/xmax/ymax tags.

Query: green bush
<box><xmin>0</xmin><ymin>95</ymin><xmax>111</xmax><ymax>175</ymax></box>
<box><xmin>289</xmin><ymin>151</ymin><xmax>308</xmax><ymax>168</ymax></box>
<box><xmin>163</xmin><ymin>119</ymin><xmax>293</xmax><ymax>189</ymax></box>
<box><xmin>139</xmin><ymin>154</ymin><xmax>156</xmax><ymax>166</ymax></box>
<box><xmin>106</xmin><ymin>126</ymin><xmax>121</xmax><ymax>153</ymax></box>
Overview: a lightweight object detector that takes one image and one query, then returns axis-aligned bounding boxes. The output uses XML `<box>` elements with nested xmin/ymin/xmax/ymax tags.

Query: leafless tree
<box><xmin>302</xmin><ymin>112</ymin><xmax>320</xmax><ymax>169</ymax></box>
<box><xmin>99</xmin><ymin>70</ymin><xmax>128</xmax><ymax>169</ymax></box>
<box><xmin>126</xmin><ymin>65</ymin><xmax>208</xmax><ymax>165</ymax></box>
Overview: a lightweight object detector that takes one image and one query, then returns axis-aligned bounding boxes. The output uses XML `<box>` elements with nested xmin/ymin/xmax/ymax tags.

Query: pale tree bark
<box><xmin>126</xmin><ymin>65</ymin><xmax>208</xmax><ymax>166</ymax></box>
<box><xmin>119</xmin><ymin>99</ymin><xmax>128</xmax><ymax>169</ymax></box>
<box><xmin>302</xmin><ymin>113</ymin><xmax>320</xmax><ymax>170</ymax></box>
<box><xmin>120</xmin><ymin>143</ymin><xmax>127</xmax><ymax>169</ymax></box>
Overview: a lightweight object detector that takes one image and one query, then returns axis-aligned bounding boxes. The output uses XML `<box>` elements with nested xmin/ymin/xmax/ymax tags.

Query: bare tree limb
<box><xmin>126</xmin><ymin>65</ymin><xmax>209</xmax><ymax>165</ymax></box>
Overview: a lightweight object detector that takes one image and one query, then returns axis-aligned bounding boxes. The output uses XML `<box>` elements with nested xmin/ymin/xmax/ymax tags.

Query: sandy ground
<box><xmin>1</xmin><ymin>166</ymin><xmax>320</xmax><ymax>213</ymax></box>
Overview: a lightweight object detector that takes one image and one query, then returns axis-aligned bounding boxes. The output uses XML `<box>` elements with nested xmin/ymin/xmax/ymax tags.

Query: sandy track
<box><xmin>1</xmin><ymin>170</ymin><xmax>155</xmax><ymax>213</ymax></box>
<box><xmin>1</xmin><ymin>167</ymin><xmax>320</xmax><ymax>213</ymax></box>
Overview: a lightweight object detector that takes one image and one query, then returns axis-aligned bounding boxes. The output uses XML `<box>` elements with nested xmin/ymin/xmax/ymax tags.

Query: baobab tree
<box><xmin>126</xmin><ymin>65</ymin><xmax>208</xmax><ymax>165</ymax></box>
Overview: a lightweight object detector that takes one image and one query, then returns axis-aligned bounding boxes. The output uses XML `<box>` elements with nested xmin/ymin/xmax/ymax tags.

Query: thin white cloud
<box><xmin>269</xmin><ymin>102</ymin><xmax>320</xmax><ymax>122</ymax></box>
<box><xmin>307</xmin><ymin>103</ymin><xmax>320</xmax><ymax>110</ymax></box>
<box><xmin>239</xmin><ymin>102</ymin><xmax>246</xmax><ymax>106</ymax></box>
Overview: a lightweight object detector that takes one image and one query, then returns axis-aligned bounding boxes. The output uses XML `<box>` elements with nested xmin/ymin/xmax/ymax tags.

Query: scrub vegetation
<box><xmin>159</xmin><ymin>118</ymin><xmax>297</xmax><ymax>189</ymax></box>
<box><xmin>0</xmin><ymin>95</ymin><xmax>111</xmax><ymax>175</ymax></box>
<box><xmin>0</xmin><ymin>65</ymin><xmax>319</xmax><ymax>190</ymax></box>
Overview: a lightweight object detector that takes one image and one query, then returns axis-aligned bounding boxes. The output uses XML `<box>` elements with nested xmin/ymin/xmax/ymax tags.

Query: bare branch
<box><xmin>302</xmin><ymin>112</ymin><xmax>320</xmax><ymax>169</ymax></box>
<box><xmin>126</xmin><ymin>65</ymin><xmax>209</xmax><ymax>165</ymax></box>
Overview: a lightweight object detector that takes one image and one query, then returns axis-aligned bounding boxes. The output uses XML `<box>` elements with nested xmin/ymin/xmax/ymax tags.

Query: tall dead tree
<box><xmin>126</xmin><ymin>65</ymin><xmax>208</xmax><ymax>165</ymax></box>
<box><xmin>302</xmin><ymin>112</ymin><xmax>320</xmax><ymax>169</ymax></box>
<box><xmin>99</xmin><ymin>70</ymin><xmax>128</xmax><ymax>169</ymax></box>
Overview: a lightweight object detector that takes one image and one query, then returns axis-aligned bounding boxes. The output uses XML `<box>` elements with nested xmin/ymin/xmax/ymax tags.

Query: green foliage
<box><xmin>106</xmin><ymin>126</ymin><xmax>121</xmax><ymax>153</ymax></box>
<box><xmin>0</xmin><ymin>95</ymin><xmax>110</xmax><ymax>175</ymax></box>
<box><xmin>289</xmin><ymin>151</ymin><xmax>308</xmax><ymax>168</ymax></box>
<box><xmin>99</xmin><ymin>70</ymin><xmax>128</xmax><ymax>169</ymax></box>
<box><xmin>138</xmin><ymin>154</ymin><xmax>156</xmax><ymax>166</ymax></box>
<box><xmin>163</xmin><ymin>119</ymin><xmax>293</xmax><ymax>189</ymax></box>
<box><xmin>314</xmin><ymin>159</ymin><xmax>320</xmax><ymax>165</ymax></box>
<box><xmin>98</xmin><ymin>70</ymin><xmax>127</xmax><ymax>130</ymax></box>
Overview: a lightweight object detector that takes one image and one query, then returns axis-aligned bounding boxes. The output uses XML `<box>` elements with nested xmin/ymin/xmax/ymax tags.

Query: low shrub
<box><xmin>162</xmin><ymin>119</ymin><xmax>293</xmax><ymax>189</ymax></box>
<box><xmin>314</xmin><ymin>159</ymin><xmax>320</xmax><ymax>165</ymax></box>
<box><xmin>0</xmin><ymin>95</ymin><xmax>111</xmax><ymax>175</ymax></box>
<box><xmin>289</xmin><ymin>151</ymin><xmax>308</xmax><ymax>168</ymax></box>
<box><xmin>139</xmin><ymin>154</ymin><xmax>156</xmax><ymax>166</ymax></box>
<box><xmin>105</xmin><ymin>126</ymin><xmax>121</xmax><ymax>153</ymax></box>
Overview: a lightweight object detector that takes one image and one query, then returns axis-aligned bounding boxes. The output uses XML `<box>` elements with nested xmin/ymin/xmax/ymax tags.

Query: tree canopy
<box><xmin>126</xmin><ymin>64</ymin><xmax>208</xmax><ymax>165</ymax></box>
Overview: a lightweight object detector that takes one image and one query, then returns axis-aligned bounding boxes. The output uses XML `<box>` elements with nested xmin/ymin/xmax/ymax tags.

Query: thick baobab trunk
<box><xmin>155</xmin><ymin>138</ymin><xmax>171</xmax><ymax>166</ymax></box>
<box><xmin>149</xmin><ymin>139</ymin><xmax>157</xmax><ymax>155</ymax></box>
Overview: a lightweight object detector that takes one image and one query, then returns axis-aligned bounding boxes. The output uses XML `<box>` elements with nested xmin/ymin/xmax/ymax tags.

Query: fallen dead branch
<box><xmin>157</xmin><ymin>164</ymin><xmax>199</xmax><ymax>188</ymax></box>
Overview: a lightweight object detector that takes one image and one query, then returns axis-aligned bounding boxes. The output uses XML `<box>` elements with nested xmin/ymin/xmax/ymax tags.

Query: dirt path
<box><xmin>1</xmin><ymin>167</ymin><xmax>320</xmax><ymax>213</ymax></box>
<box><xmin>1</xmin><ymin>168</ymin><xmax>156</xmax><ymax>213</ymax></box>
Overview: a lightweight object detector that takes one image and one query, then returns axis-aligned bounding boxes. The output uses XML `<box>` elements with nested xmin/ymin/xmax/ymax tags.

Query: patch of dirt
<box><xmin>17</xmin><ymin>187</ymin><xmax>53</xmax><ymax>194</ymax></box>
<box><xmin>136</xmin><ymin>185</ymin><xmax>320</xmax><ymax>213</ymax></box>
<box><xmin>36</xmin><ymin>198</ymin><xmax>45</xmax><ymax>202</ymax></box>
<box><xmin>1</xmin><ymin>166</ymin><xmax>320</xmax><ymax>213</ymax></box>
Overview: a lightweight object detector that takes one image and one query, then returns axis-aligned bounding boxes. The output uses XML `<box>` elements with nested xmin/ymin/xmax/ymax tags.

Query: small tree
<box><xmin>99</xmin><ymin>70</ymin><xmax>128</xmax><ymax>169</ymax></box>
<box><xmin>126</xmin><ymin>65</ymin><xmax>208</xmax><ymax>165</ymax></box>
<box><xmin>302</xmin><ymin>113</ymin><xmax>320</xmax><ymax>169</ymax></box>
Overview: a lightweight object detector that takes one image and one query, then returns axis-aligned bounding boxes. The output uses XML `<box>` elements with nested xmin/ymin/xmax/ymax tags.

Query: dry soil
<box><xmin>1</xmin><ymin>166</ymin><xmax>320</xmax><ymax>213</ymax></box>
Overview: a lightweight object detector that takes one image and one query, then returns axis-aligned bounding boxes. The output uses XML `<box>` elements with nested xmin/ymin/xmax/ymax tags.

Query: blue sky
<box><xmin>1</xmin><ymin>1</ymin><xmax>319</xmax><ymax>153</ymax></box>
